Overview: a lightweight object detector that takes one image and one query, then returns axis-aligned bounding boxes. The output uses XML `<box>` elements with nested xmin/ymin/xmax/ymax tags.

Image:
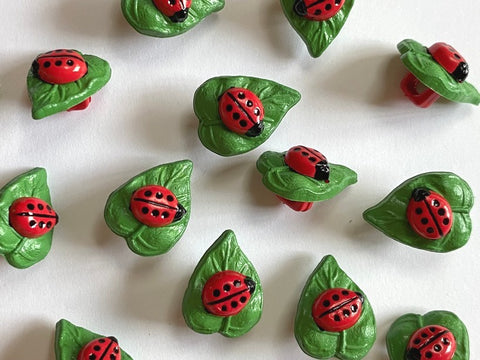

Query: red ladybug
<box><xmin>218</xmin><ymin>87</ymin><xmax>264</xmax><ymax>137</ymax></box>
<box><xmin>428</xmin><ymin>43</ymin><xmax>469</xmax><ymax>83</ymax></box>
<box><xmin>8</xmin><ymin>197</ymin><xmax>58</xmax><ymax>238</ymax></box>
<box><xmin>406</xmin><ymin>188</ymin><xmax>453</xmax><ymax>240</ymax></box>
<box><xmin>130</xmin><ymin>185</ymin><xmax>186</xmax><ymax>227</ymax></box>
<box><xmin>32</xmin><ymin>49</ymin><xmax>88</xmax><ymax>85</ymax></box>
<box><xmin>293</xmin><ymin>0</ymin><xmax>345</xmax><ymax>21</ymax></box>
<box><xmin>202</xmin><ymin>270</ymin><xmax>256</xmax><ymax>317</ymax></box>
<box><xmin>284</xmin><ymin>145</ymin><xmax>330</xmax><ymax>182</ymax></box>
<box><xmin>406</xmin><ymin>325</ymin><xmax>456</xmax><ymax>360</ymax></box>
<box><xmin>77</xmin><ymin>336</ymin><xmax>121</xmax><ymax>360</ymax></box>
<box><xmin>152</xmin><ymin>0</ymin><xmax>192</xmax><ymax>23</ymax></box>
<box><xmin>311</xmin><ymin>288</ymin><xmax>363</xmax><ymax>332</ymax></box>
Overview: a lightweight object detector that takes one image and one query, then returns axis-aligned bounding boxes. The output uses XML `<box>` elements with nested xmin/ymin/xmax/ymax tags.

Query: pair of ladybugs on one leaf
<box><xmin>27</xmin><ymin>49</ymin><xmax>111</xmax><ymax>119</ymax></box>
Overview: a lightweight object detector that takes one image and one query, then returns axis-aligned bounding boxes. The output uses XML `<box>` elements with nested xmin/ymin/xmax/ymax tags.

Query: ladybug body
<box><xmin>428</xmin><ymin>43</ymin><xmax>469</xmax><ymax>83</ymax></box>
<box><xmin>152</xmin><ymin>0</ymin><xmax>192</xmax><ymax>23</ymax></box>
<box><xmin>77</xmin><ymin>336</ymin><xmax>121</xmax><ymax>360</ymax></box>
<box><xmin>130</xmin><ymin>185</ymin><xmax>186</xmax><ymax>227</ymax></box>
<box><xmin>293</xmin><ymin>0</ymin><xmax>345</xmax><ymax>21</ymax></box>
<box><xmin>284</xmin><ymin>145</ymin><xmax>330</xmax><ymax>182</ymax></box>
<box><xmin>202</xmin><ymin>270</ymin><xmax>256</xmax><ymax>317</ymax></box>
<box><xmin>406</xmin><ymin>325</ymin><xmax>456</xmax><ymax>360</ymax></box>
<box><xmin>9</xmin><ymin>197</ymin><xmax>58</xmax><ymax>238</ymax></box>
<box><xmin>311</xmin><ymin>288</ymin><xmax>363</xmax><ymax>332</ymax></box>
<box><xmin>32</xmin><ymin>49</ymin><xmax>88</xmax><ymax>85</ymax></box>
<box><xmin>218</xmin><ymin>87</ymin><xmax>264</xmax><ymax>137</ymax></box>
<box><xmin>406</xmin><ymin>188</ymin><xmax>453</xmax><ymax>240</ymax></box>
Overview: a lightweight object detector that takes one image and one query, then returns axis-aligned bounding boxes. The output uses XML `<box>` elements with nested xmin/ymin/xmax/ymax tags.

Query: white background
<box><xmin>0</xmin><ymin>0</ymin><xmax>479</xmax><ymax>359</ymax></box>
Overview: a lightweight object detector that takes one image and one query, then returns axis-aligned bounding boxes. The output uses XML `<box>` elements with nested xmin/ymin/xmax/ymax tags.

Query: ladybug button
<box><xmin>406</xmin><ymin>188</ymin><xmax>453</xmax><ymax>240</ymax></box>
<box><xmin>77</xmin><ymin>336</ymin><xmax>121</xmax><ymax>360</ymax></box>
<box><xmin>218</xmin><ymin>87</ymin><xmax>264</xmax><ymax>137</ymax></box>
<box><xmin>130</xmin><ymin>185</ymin><xmax>186</xmax><ymax>227</ymax></box>
<box><xmin>9</xmin><ymin>197</ymin><xmax>58</xmax><ymax>238</ymax></box>
<box><xmin>152</xmin><ymin>0</ymin><xmax>192</xmax><ymax>22</ymax></box>
<box><xmin>284</xmin><ymin>145</ymin><xmax>330</xmax><ymax>182</ymax></box>
<box><xmin>32</xmin><ymin>49</ymin><xmax>88</xmax><ymax>85</ymax></box>
<box><xmin>311</xmin><ymin>288</ymin><xmax>363</xmax><ymax>332</ymax></box>
<box><xmin>202</xmin><ymin>270</ymin><xmax>256</xmax><ymax>317</ymax></box>
<box><xmin>294</xmin><ymin>0</ymin><xmax>345</xmax><ymax>21</ymax></box>
<box><xmin>406</xmin><ymin>325</ymin><xmax>456</xmax><ymax>360</ymax></box>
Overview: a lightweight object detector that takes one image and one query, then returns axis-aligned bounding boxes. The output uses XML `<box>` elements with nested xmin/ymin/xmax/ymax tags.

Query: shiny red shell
<box><xmin>130</xmin><ymin>185</ymin><xmax>186</xmax><ymax>227</ymax></box>
<box><xmin>77</xmin><ymin>336</ymin><xmax>121</xmax><ymax>360</ymax></box>
<box><xmin>218</xmin><ymin>87</ymin><xmax>264</xmax><ymax>137</ymax></box>
<box><xmin>428</xmin><ymin>42</ymin><xmax>469</xmax><ymax>83</ymax></box>
<box><xmin>8</xmin><ymin>197</ymin><xmax>58</xmax><ymax>238</ymax></box>
<box><xmin>312</xmin><ymin>288</ymin><xmax>363</xmax><ymax>332</ymax></box>
<box><xmin>152</xmin><ymin>0</ymin><xmax>192</xmax><ymax>22</ymax></box>
<box><xmin>202</xmin><ymin>270</ymin><xmax>256</xmax><ymax>317</ymax></box>
<box><xmin>32</xmin><ymin>49</ymin><xmax>88</xmax><ymax>85</ymax></box>
<box><xmin>284</xmin><ymin>145</ymin><xmax>330</xmax><ymax>182</ymax></box>
<box><xmin>406</xmin><ymin>188</ymin><xmax>453</xmax><ymax>240</ymax></box>
<box><xmin>406</xmin><ymin>325</ymin><xmax>456</xmax><ymax>360</ymax></box>
<box><xmin>293</xmin><ymin>0</ymin><xmax>345</xmax><ymax>21</ymax></box>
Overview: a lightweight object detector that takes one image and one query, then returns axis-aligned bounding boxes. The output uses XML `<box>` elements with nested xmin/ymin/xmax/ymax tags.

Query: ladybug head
<box><xmin>107</xmin><ymin>336</ymin><xmax>118</xmax><ymax>343</ymax></box>
<box><xmin>245</xmin><ymin>122</ymin><xmax>264</xmax><ymax>137</ymax></box>
<box><xmin>171</xmin><ymin>8</ymin><xmax>189</xmax><ymax>22</ymax></box>
<box><xmin>452</xmin><ymin>62</ymin><xmax>469</xmax><ymax>83</ymax></box>
<box><xmin>405</xmin><ymin>348</ymin><xmax>422</xmax><ymax>360</ymax></box>
<box><xmin>293</xmin><ymin>0</ymin><xmax>308</xmax><ymax>16</ymax></box>
<box><xmin>244</xmin><ymin>277</ymin><xmax>256</xmax><ymax>294</ymax></box>
<box><xmin>174</xmin><ymin>203</ymin><xmax>187</xmax><ymax>221</ymax></box>
<box><xmin>31</xmin><ymin>60</ymin><xmax>40</xmax><ymax>78</ymax></box>
<box><xmin>355</xmin><ymin>291</ymin><xmax>364</xmax><ymax>303</ymax></box>
<box><xmin>412</xmin><ymin>188</ymin><xmax>431</xmax><ymax>202</ymax></box>
<box><xmin>315</xmin><ymin>161</ymin><xmax>330</xmax><ymax>182</ymax></box>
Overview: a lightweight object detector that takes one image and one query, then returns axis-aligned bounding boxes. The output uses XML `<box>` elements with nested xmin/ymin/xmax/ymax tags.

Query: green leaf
<box><xmin>0</xmin><ymin>168</ymin><xmax>54</xmax><ymax>269</ymax></box>
<box><xmin>27</xmin><ymin>53</ymin><xmax>111</xmax><ymax>119</ymax></box>
<box><xmin>295</xmin><ymin>255</ymin><xmax>376</xmax><ymax>360</ymax></box>
<box><xmin>280</xmin><ymin>0</ymin><xmax>354</xmax><ymax>58</ymax></box>
<box><xmin>55</xmin><ymin>319</ymin><xmax>134</xmax><ymax>360</ymax></box>
<box><xmin>256</xmin><ymin>150</ymin><xmax>357</xmax><ymax>202</ymax></box>
<box><xmin>398</xmin><ymin>39</ymin><xmax>480</xmax><ymax>105</ymax></box>
<box><xmin>386</xmin><ymin>311</ymin><xmax>469</xmax><ymax>360</ymax></box>
<box><xmin>121</xmin><ymin>0</ymin><xmax>224</xmax><ymax>38</ymax></box>
<box><xmin>363</xmin><ymin>172</ymin><xmax>473</xmax><ymax>253</ymax></box>
<box><xmin>182</xmin><ymin>229</ymin><xmax>263</xmax><ymax>337</ymax></box>
<box><xmin>104</xmin><ymin>160</ymin><xmax>192</xmax><ymax>256</ymax></box>
<box><xmin>194</xmin><ymin>76</ymin><xmax>301</xmax><ymax>156</ymax></box>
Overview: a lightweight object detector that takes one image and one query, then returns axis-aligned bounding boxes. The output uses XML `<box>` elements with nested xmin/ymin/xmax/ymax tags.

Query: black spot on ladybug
<box><xmin>98</xmin><ymin>339</ymin><xmax>105</xmax><ymax>343</ymax></box>
<box><xmin>169</xmin><ymin>0</ymin><xmax>176</xmax><ymax>4</ymax></box>
<box><xmin>454</xmin><ymin>53</ymin><xmax>461</xmax><ymax>59</ymax></box>
<box><xmin>156</xmin><ymin>192</ymin><xmax>163</xmax><ymax>199</ymax></box>
<box><xmin>421</xmin><ymin>332</ymin><xmax>428</xmax><ymax>338</ymax></box>
<box><xmin>114</xmin><ymin>347</ymin><xmax>119</xmax><ymax>354</ymax></box>
<box><xmin>239</xmin><ymin>120</ymin><xmax>248</xmax><ymax>127</ymax></box>
<box><xmin>421</xmin><ymin>218</ymin><xmax>428</xmax><ymax>224</ymax></box>
<box><xmin>238</xmin><ymin>92</ymin><xmax>245</xmax><ymax>99</ymax></box>
<box><xmin>334</xmin><ymin>315</ymin><xmax>341</xmax><ymax>321</ymax></box>
<box><xmin>415</xmin><ymin>207</ymin><xmax>423</xmax><ymax>214</ymax></box>
<box><xmin>144</xmin><ymin>190</ymin><xmax>152</xmax><ymax>197</ymax></box>
<box><xmin>414</xmin><ymin>338</ymin><xmax>421</xmax><ymax>344</ymax></box>
<box><xmin>315</xmin><ymin>9</ymin><xmax>321</xmax><ymax>15</ymax></box>
<box><xmin>254</xmin><ymin>108</ymin><xmax>260</xmax><ymax>115</ymax></box>
<box><xmin>343</xmin><ymin>310</ymin><xmax>350</xmax><ymax>317</ymax></box>
<box><xmin>47</xmin><ymin>205</ymin><xmax>51</xmax><ymax>211</ymax></box>
<box><xmin>351</xmin><ymin>304</ymin><xmax>358</xmax><ymax>312</ymax></box>
<box><xmin>152</xmin><ymin>210</ymin><xmax>160</xmax><ymax>217</ymax></box>
<box><xmin>44</xmin><ymin>61</ymin><xmax>51</xmax><ymax>68</ymax></box>
<box><xmin>94</xmin><ymin>345</ymin><xmax>101</xmax><ymax>351</ymax></box>
<box><xmin>39</xmin><ymin>221</ymin><xmax>45</xmax><ymax>228</ymax></box>
<box><xmin>246</xmin><ymin>100</ymin><xmax>253</xmax><ymax>107</ymax></box>
<box><xmin>89</xmin><ymin>354</ymin><xmax>96</xmax><ymax>360</ymax></box>
<box><xmin>55</xmin><ymin>49</ymin><xmax>63</xmax><ymax>52</ymax></box>
<box><xmin>233</xmin><ymin>113</ymin><xmax>240</xmax><ymax>120</ymax></box>
<box><xmin>342</xmin><ymin>290</ymin><xmax>349</xmax><ymax>296</ymax></box>
<box><xmin>221</xmin><ymin>305</ymin><xmax>227</xmax><ymax>311</ymax></box>
<box><xmin>27</xmin><ymin>203</ymin><xmax>35</xmax><ymax>210</ymax></box>
<box><xmin>308</xmin><ymin>157</ymin><xmax>316</xmax><ymax>162</ymax></box>
<box><xmin>301</xmin><ymin>151</ymin><xmax>308</xmax><ymax>156</ymax></box>
<box><xmin>142</xmin><ymin>207</ymin><xmax>148</xmax><ymax>214</ymax></box>
<box><xmin>434</xmin><ymin>345</ymin><xmax>442</xmax><ymax>352</ymax></box>
<box><xmin>231</xmin><ymin>301</ymin><xmax>238</xmax><ymax>308</ymax></box>
<box><xmin>294</xmin><ymin>147</ymin><xmax>301</xmax><ymax>151</ymax></box>
<box><xmin>161</xmin><ymin>211</ymin><xmax>169</xmax><ymax>218</ymax></box>
<box><xmin>223</xmin><ymin>284</ymin><xmax>231</xmax><ymax>292</ymax></box>
<box><xmin>29</xmin><ymin>220</ymin><xmax>36</xmax><ymax>227</ymax></box>
<box><xmin>438</xmin><ymin>208</ymin><xmax>445</xmax><ymax>216</ymax></box>
<box><xmin>427</xmin><ymin>227</ymin><xmax>434</xmax><ymax>233</ymax></box>
<box><xmin>233</xmin><ymin>280</ymin><xmax>241</xmax><ymax>287</ymax></box>
<box><xmin>240</xmin><ymin>296</ymin><xmax>247</xmax><ymax>303</ymax></box>
<box><xmin>443</xmin><ymin>218</ymin><xmax>449</xmax><ymax>225</ymax></box>
<box><xmin>55</xmin><ymin>60</ymin><xmax>62</xmax><ymax>66</ymax></box>
<box><xmin>443</xmin><ymin>338</ymin><xmax>450</xmax><ymax>344</ymax></box>
<box><xmin>323</xmin><ymin>300</ymin><xmax>330</xmax><ymax>307</ymax></box>
<box><xmin>332</xmin><ymin>294</ymin><xmax>340</xmax><ymax>301</ymax></box>
<box><xmin>213</xmin><ymin>289</ymin><xmax>220</xmax><ymax>297</ymax></box>
<box><xmin>67</xmin><ymin>60</ymin><xmax>74</xmax><ymax>66</ymax></box>
<box><xmin>335</xmin><ymin>0</ymin><xmax>341</xmax><ymax>4</ymax></box>
<box><xmin>433</xmin><ymin>200</ymin><xmax>440</xmax><ymax>207</ymax></box>
<box><xmin>226</xmin><ymin>105</ymin><xmax>233</xmax><ymax>112</ymax></box>
<box><xmin>167</xmin><ymin>195</ymin><xmax>174</xmax><ymax>202</ymax></box>
<box><xmin>325</xmin><ymin>3</ymin><xmax>332</xmax><ymax>10</ymax></box>
<box><xmin>110</xmin><ymin>355</ymin><xmax>116</xmax><ymax>360</ymax></box>
<box><xmin>425</xmin><ymin>352</ymin><xmax>433</xmax><ymax>359</ymax></box>
<box><xmin>47</xmin><ymin>222</ymin><xmax>52</xmax><ymax>228</ymax></box>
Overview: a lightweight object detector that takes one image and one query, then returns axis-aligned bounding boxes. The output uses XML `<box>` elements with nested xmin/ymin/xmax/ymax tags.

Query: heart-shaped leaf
<box><xmin>195</xmin><ymin>76</ymin><xmax>301</xmax><ymax>156</ymax></box>
<box><xmin>257</xmin><ymin>150</ymin><xmax>357</xmax><ymax>202</ymax></box>
<box><xmin>0</xmin><ymin>168</ymin><xmax>55</xmax><ymax>269</ymax></box>
<box><xmin>55</xmin><ymin>319</ymin><xmax>134</xmax><ymax>360</ymax></box>
<box><xmin>363</xmin><ymin>172</ymin><xmax>473</xmax><ymax>252</ymax></box>
<box><xmin>182</xmin><ymin>229</ymin><xmax>263</xmax><ymax>337</ymax></box>
<box><xmin>280</xmin><ymin>0</ymin><xmax>354</xmax><ymax>58</ymax></box>
<box><xmin>27</xmin><ymin>52</ymin><xmax>111</xmax><ymax>119</ymax></box>
<box><xmin>386</xmin><ymin>310</ymin><xmax>469</xmax><ymax>360</ymax></box>
<box><xmin>104</xmin><ymin>160</ymin><xmax>192</xmax><ymax>256</ymax></box>
<box><xmin>295</xmin><ymin>255</ymin><xmax>376</xmax><ymax>359</ymax></box>
<box><xmin>121</xmin><ymin>0</ymin><xmax>224</xmax><ymax>37</ymax></box>
<box><xmin>398</xmin><ymin>39</ymin><xmax>480</xmax><ymax>105</ymax></box>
